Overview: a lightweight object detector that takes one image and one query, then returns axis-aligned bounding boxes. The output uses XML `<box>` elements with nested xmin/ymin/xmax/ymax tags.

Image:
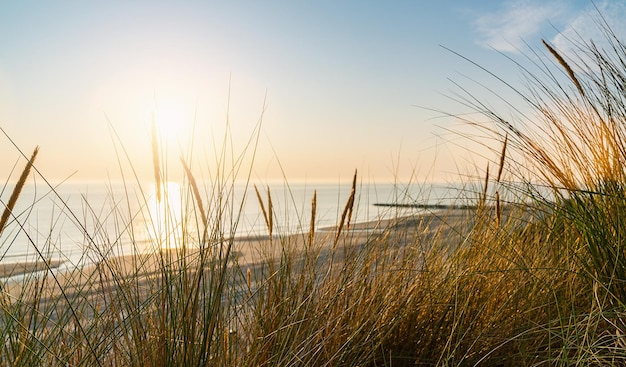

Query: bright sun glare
<box><xmin>146</xmin><ymin>181</ymin><xmax>184</xmax><ymax>249</ymax></box>
<box><xmin>149</xmin><ymin>96</ymin><xmax>194</xmax><ymax>142</ymax></box>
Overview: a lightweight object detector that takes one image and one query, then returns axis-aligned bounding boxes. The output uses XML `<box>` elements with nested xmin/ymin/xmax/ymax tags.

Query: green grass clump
<box><xmin>4</xmin><ymin>12</ymin><xmax>626</xmax><ymax>366</ymax></box>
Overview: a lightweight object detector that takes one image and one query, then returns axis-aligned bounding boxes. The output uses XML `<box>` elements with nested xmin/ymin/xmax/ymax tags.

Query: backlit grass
<box><xmin>2</xmin><ymin>15</ymin><xmax>626</xmax><ymax>367</ymax></box>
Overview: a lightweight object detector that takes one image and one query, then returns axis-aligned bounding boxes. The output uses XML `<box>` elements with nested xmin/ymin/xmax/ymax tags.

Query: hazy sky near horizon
<box><xmin>0</xmin><ymin>0</ymin><xmax>623</xmax><ymax>184</ymax></box>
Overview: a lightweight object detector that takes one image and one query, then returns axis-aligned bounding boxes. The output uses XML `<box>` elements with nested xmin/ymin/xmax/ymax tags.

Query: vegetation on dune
<box><xmin>3</xmin><ymin>13</ymin><xmax>626</xmax><ymax>367</ymax></box>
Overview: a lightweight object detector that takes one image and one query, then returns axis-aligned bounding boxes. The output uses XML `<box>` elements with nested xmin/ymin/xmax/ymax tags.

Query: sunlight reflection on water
<box><xmin>144</xmin><ymin>181</ymin><xmax>184</xmax><ymax>250</ymax></box>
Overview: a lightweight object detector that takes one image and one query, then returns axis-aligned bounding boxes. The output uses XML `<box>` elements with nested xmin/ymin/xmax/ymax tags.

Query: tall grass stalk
<box><xmin>334</xmin><ymin>169</ymin><xmax>357</xmax><ymax>248</ymax></box>
<box><xmin>0</xmin><ymin>147</ymin><xmax>38</xmax><ymax>236</ymax></box>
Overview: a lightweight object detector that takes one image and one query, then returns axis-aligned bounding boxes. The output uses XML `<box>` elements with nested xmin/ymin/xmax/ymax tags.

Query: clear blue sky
<box><xmin>0</xmin><ymin>0</ymin><xmax>620</xmax><ymax>183</ymax></box>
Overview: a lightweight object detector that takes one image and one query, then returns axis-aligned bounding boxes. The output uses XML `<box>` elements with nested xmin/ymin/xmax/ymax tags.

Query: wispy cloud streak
<box><xmin>473</xmin><ymin>1</ymin><xmax>563</xmax><ymax>53</ymax></box>
<box><xmin>551</xmin><ymin>1</ymin><xmax>626</xmax><ymax>60</ymax></box>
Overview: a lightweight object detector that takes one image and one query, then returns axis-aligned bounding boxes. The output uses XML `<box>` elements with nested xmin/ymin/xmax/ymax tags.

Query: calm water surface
<box><xmin>0</xmin><ymin>180</ymin><xmax>472</xmax><ymax>267</ymax></box>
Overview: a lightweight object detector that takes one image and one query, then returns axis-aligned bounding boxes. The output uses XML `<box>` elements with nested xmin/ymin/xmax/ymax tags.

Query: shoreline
<box><xmin>0</xmin><ymin>207</ymin><xmax>476</xmax><ymax>290</ymax></box>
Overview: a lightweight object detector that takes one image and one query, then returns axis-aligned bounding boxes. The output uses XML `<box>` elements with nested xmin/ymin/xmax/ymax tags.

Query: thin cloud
<box><xmin>473</xmin><ymin>1</ymin><xmax>563</xmax><ymax>53</ymax></box>
<box><xmin>551</xmin><ymin>1</ymin><xmax>626</xmax><ymax>64</ymax></box>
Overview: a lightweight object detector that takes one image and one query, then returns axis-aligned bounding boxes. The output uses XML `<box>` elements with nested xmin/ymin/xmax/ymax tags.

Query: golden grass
<box><xmin>4</xmin><ymin>13</ymin><xmax>626</xmax><ymax>366</ymax></box>
<box><xmin>181</xmin><ymin>157</ymin><xmax>207</xmax><ymax>229</ymax></box>
<box><xmin>151</xmin><ymin>112</ymin><xmax>161</xmax><ymax>203</ymax></box>
<box><xmin>334</xmin><ymin>169</ymin><xmax>357</xmax><ymax>247</ymax></box>
<box><xmin>254</xmin><ymin>184</ymin><xmax>273</xmax><ymax>239</ymax></box>
<box><xmin>542</xmin><ymin>39</ymin><xmax>585</xmax><ymax>97</ymax></box>
<box><xmin>308</xmin><ymin>189</ymin><xmax>316</xmax><ymax>247</ymax></box>
<box><xmin>0</xmin><ymin>147</ymin><xmax>38</xmax><ymax>236</ymax></box>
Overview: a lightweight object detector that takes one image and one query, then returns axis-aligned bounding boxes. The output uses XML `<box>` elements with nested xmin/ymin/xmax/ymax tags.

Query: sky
<box><xmin>0</xmin><ymin>0</ymin><xmax>623</xmax><ymax>184</ymax></box>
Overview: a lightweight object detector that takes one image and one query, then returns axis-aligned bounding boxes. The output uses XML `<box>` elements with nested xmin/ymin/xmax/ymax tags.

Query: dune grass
<box><xmin>4</xmin><ymin>16</ymin><xmax>626</xmax><ymax>367</ymax></box>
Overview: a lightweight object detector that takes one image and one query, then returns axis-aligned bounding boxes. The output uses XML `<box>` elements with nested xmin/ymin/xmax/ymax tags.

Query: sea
<box><xmin>0</xmin><ymin>180</ymin><xmax>475</xmax><ymax>269</ymax></box>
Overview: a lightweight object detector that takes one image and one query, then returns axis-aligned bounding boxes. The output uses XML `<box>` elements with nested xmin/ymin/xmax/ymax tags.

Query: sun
<box><xmin>149</xmin><ymin>95</ymin><xmax>194</xmax><ymax>142</ymax></box>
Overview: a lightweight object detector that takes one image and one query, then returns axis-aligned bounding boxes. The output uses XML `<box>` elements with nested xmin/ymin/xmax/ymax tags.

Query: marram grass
<box><xmin>3</xmin><ymin>17</ymin><xmax>626</xmax><ymax>367</ymax></box>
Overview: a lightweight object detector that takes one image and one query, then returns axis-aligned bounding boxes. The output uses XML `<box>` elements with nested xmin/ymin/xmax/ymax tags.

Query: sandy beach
<box><xmin>0</xmin><ymin>208</ymin><xmax>475</xmax><ymax>303</ymax></box>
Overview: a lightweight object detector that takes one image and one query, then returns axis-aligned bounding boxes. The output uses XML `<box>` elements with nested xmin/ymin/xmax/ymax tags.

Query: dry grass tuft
<box><xmin>181</xmin><ymin>157</ymin><xmax>207</xmax><ymax>229</ymax></box>
<box><xmin>334</xmin><ymin>169</ymin><xmax>357</xmax><ymax>247</ymax></box>
<box><xmin>542</xmin><ymin>39</ymin><xmax>585</xmax><ymax>97</ymax></box>
<box><xmin>0</xmin><ymin>146</ymin><xmax>38</xmax><ymax>236</ymax></box>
